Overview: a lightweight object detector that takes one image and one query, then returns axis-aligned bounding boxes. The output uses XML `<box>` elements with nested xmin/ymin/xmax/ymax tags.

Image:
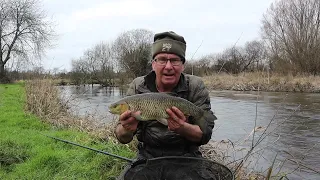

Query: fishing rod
<box><xmin>42</xmin><ymin>134</ymin><xmax>134</xmax><ymax>163</ymax></box>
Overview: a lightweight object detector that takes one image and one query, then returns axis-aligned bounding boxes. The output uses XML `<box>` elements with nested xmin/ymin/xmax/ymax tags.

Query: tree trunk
<box><xmin>0</xmin><ymin>62</ymin><xmax>10</xmax><ymax>83</ymax></box>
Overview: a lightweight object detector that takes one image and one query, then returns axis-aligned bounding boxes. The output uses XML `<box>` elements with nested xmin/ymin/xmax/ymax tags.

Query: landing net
<box><xmin>122</xmin><ymin>156</ymin><xmax>234</xmax><ymax>180</ymax></box>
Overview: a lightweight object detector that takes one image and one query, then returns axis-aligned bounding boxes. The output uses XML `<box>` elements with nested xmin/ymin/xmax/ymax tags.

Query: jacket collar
<box><xmin>137</xmin><ymin>71</ymin><xmax>188</xmax><ymax>93</ymax></box>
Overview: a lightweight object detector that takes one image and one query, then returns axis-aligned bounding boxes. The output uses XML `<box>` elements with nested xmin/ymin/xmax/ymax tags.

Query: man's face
<box><xmin>152</xmin><ymin>53</ymin><xmax>184</xmax><ymax>88</ymax></box>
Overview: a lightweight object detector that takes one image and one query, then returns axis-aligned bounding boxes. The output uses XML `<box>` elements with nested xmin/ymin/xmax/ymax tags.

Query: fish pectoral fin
<box><xmin>156</xmin><ymin>118</ymin><xmax>168</xmax><ymax>126</ymax></box>
<box><xmin>131</xmin><ymin>113</ymin><xmax>143</xmax><ymax>121</ymax></box>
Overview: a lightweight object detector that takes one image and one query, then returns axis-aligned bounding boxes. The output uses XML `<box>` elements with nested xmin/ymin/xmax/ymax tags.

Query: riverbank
<box><xmin>0</xmin><ymin>83</ymin><xmax>135</xmax><ymax>179</ymax></box>
<box><xmin>203</xmin><ymin>72</ymin><xmax>320</xmax><ymax>93</ymax></box>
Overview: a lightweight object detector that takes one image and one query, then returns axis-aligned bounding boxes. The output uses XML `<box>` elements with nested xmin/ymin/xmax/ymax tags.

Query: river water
<box><xmin>58</xmin><ymin>85</ymin><xmax>320</xmax><ymax>180</ymax></box>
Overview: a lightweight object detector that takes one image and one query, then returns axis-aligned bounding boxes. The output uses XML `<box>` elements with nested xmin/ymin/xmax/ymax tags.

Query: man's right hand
<box><xmin>115</xmin><ymin>110</ymin><xmax>140</xmax><ymax>144</ymax></box>
<box><xmin>119</xmin><ymin>110</ymin><xmax>140</xmax><ymax>133</ymax></box>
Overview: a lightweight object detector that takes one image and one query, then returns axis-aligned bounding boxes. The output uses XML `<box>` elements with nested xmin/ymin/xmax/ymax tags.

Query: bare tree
<box><xmin>262</xmin><ymin>0</ymin><xmax>320</xmax><ymax>75</ymax></box>
<box><xmin>113</xmin><ymin>29</ymin><xmax>153</xmax><ymax>78</ymax></box>
<box><xmin>82</xmin><ymin>48</ymin><xmax>99</xmax><ymax>85</ymax></box>
<box><xmin>212</xmin><ymin>40</ymin><xmax>267</xmax><ymax>74</ymax></box>
<box><xmin>70</xmin><ymin>42</ymin><xmax>116</xmax><ymax>86</ymax></box>
<box><xmin>70</xmin><ymin>58</ymin><xmax>87</xmax><ymax>85</ymax></box>
<box><xmin>184</xmin><ymin>55</ymin><xmax>215</xmax><ymax>76</ymax></box>
<box><xmin>0</xmin><ymin>0</ymin><xmax>55</xmax><ymax>83</ymax></box>
<box><xmin>243</xmin><ymin>40</ymin><xmax>267</xmax><ymax>71</ymax></box>
<box><xmin>214</xmin><ymin>46</ymin><xmax>245</xmax><ymax>74</ymax></box>
<box><xmin>92</xmin><ymin>42</ymin><xmax>115</xmax><ymax>86</ymax></box>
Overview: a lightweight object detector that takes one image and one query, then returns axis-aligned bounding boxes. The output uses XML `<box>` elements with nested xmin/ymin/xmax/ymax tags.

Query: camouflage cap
<box><xmin>152</xmin><ymin>31</ymin><xmax>186</xmax><ymax>63</ymax></box>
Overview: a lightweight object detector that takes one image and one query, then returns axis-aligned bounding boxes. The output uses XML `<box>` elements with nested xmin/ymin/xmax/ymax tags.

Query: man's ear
<box><xmin>152</xmin><ymin>60</ymin><xmax>156</xmax><ymax>71</ymax></box>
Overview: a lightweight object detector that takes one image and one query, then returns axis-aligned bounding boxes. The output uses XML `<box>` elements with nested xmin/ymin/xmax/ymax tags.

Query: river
<box><xmin>58</xmin><ymin>85</ymin><xmax>320</xmax><ymax>180</ymax></box>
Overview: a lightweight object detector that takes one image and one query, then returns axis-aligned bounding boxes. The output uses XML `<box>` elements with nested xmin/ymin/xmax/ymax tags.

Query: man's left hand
<box><xmin>166</xmin><ymin>106</ymin><xmax>187</xmax><ymax>132</ymax></box>
<box><xmin>166</xmin><ymin>106</ymin><xmax>203</xmax><ymax>142</ymax></box>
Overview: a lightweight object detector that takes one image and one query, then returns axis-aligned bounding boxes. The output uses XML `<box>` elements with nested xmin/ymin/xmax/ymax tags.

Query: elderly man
<box><xmin>114</xmin><ymin>31</ymin><xmax>217</xmax><ymax>160</ymax></box>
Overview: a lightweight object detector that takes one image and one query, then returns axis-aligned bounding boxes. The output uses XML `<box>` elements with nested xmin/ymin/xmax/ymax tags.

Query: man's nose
<box><xmin>164</xmin><ymin>60</ymin><xmax>173</xmax><ymax>69</ymax></box>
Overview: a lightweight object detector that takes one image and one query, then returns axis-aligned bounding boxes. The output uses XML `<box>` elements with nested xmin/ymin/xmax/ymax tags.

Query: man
<box><xmin>114</xmin><ymin>31</ymin><xmax>217</xmax><ymax>161</ymax></box>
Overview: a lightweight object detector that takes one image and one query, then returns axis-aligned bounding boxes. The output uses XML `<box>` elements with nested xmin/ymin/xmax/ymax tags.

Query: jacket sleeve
<box><xmin>188</xmin><ymin>76</ymin><xmax>217</xmax><ymax>145</ymax></box>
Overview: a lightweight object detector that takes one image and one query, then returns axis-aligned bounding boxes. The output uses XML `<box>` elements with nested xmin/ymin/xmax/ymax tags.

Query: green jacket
<box><xmin>126</xmin><ymin>71</ymin><xmax>217</xmax><ymax>159</ymax></box>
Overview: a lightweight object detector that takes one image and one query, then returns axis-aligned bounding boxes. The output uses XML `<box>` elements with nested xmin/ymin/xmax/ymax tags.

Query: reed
<box><xmin>203</xmin><ymin>72</ymin><xmax>320</xmax><ymax>93</ymax></box>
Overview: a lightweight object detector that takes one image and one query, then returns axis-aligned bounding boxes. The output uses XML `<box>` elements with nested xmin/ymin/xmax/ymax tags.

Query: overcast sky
<box><xmin>41</xmin><ymin>0</ymin><xmax>275</xmax><ymax>71</ymax></box>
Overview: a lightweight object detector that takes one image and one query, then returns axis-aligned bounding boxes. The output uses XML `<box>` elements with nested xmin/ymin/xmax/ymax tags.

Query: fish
<box><xmin>108</xmin><ymin>92</ymin><xmax>207</xmax><ymax>127</ymax></box>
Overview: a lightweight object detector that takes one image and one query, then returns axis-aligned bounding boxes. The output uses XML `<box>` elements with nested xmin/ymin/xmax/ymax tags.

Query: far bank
<box><xmin>54</xmin><ymin>72</ymin><xmax>320</xmax><ymax>93</ymax></box>
<box><xmin>202</xmin><ymin>72</ymin><xmax>320</xmax><ymax>93</ymax></box>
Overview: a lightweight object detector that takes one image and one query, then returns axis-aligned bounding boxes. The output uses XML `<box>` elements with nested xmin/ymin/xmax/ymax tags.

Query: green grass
<box><xmin>0</xmin><ymin>84</ymin><xmax>135</xmax><ymax>179</ymax></box>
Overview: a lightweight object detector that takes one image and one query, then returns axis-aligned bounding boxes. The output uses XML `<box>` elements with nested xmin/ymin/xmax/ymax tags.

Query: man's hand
<box><xmin>166</xmin><ymin>106</ymin><xmax>203</xmax><ymax>142</ymax></box>
<box><xmin>115</xmin><ymin>110</ymin><xmax>140</xmax><ymax>144</ymax></box>
<box><xmin>119</xmin><ymin>110</ymin><xmax>140</xmax><ymax>132</ymax></box>
<box><xmin>166</xmin><ymin>106</ymin><xmax>187</xmax><ymax>132</ymax></box>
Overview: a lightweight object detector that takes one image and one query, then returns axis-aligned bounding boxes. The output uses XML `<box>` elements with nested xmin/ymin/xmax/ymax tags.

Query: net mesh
<box><xmin>123</xmin><ymin>156</ymin><xmax>234</xmax><ymax>180</ymax></box>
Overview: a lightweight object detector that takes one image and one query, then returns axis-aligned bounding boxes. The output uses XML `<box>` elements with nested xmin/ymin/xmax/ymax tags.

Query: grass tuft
<box><xmin>0</xmin><ymin>140</ymin><xmax>29</xmax><ymax>172</ymax></box>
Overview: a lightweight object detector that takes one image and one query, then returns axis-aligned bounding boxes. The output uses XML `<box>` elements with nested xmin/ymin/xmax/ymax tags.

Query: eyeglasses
<box><xmin>154</xmin><ymin>57</ymin><xmax>182</xmax><ymax>66</ymax></box>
